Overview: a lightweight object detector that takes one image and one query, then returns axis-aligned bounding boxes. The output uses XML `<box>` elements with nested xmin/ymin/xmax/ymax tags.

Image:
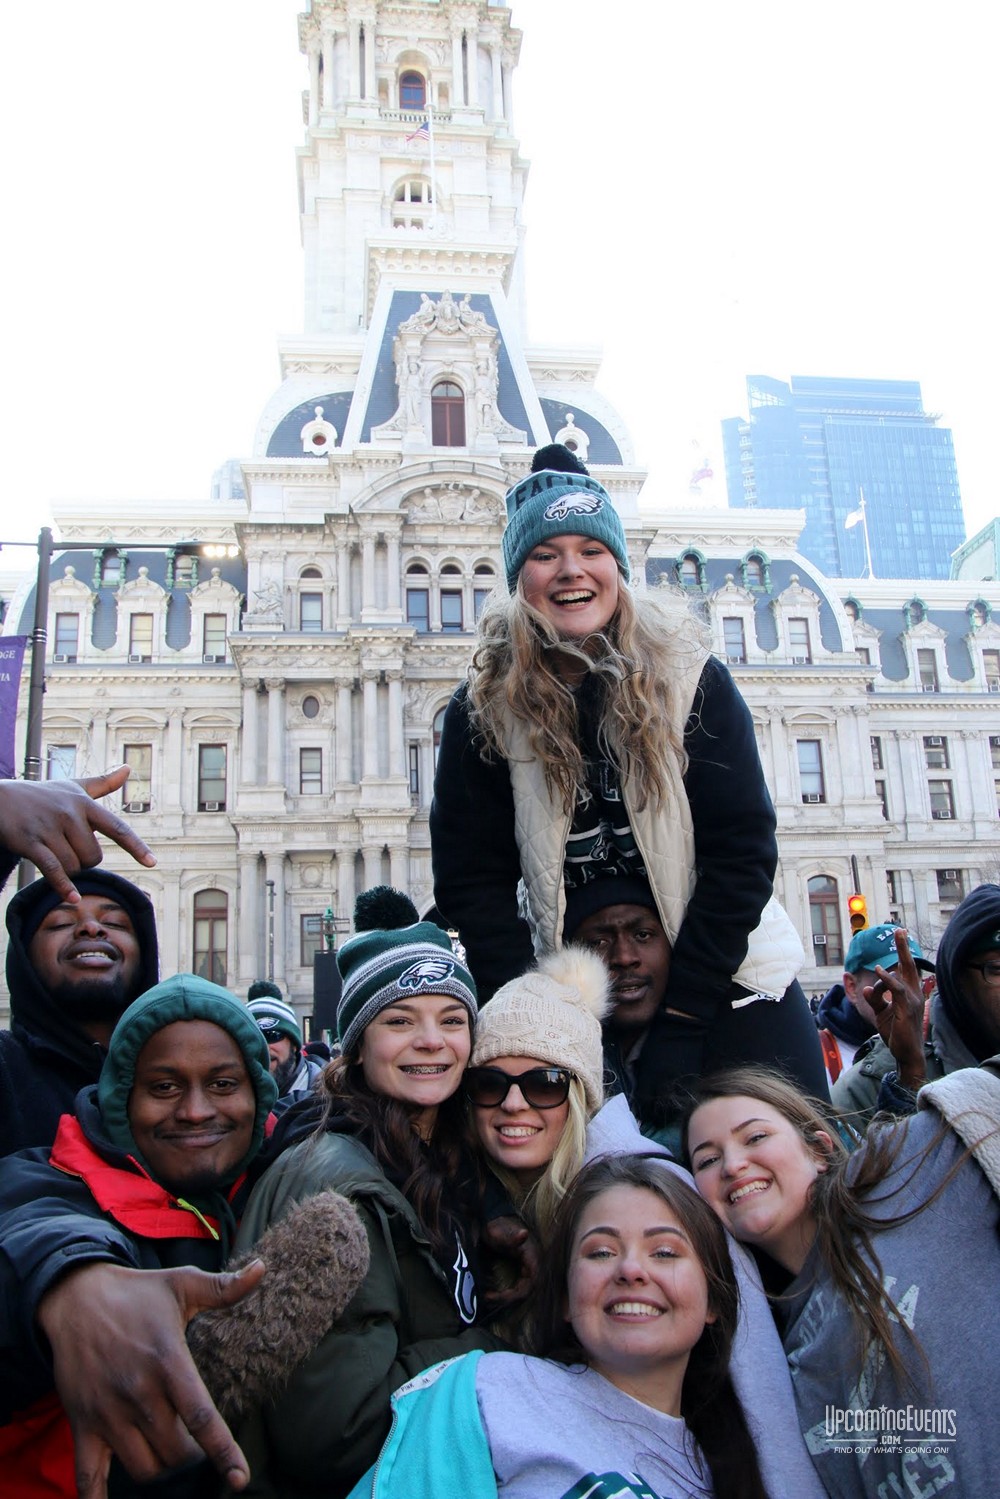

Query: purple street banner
<box><xmin>0</xmin><ymin>637</ymin><xmax>29</xmax><ymax>780</ymax></box>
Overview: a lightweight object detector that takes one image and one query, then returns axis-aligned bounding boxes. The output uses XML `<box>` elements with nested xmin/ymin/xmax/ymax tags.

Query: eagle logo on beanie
<box><xmin>398</xmin><ymin>957</ymin><xmax>455</xmax><ymax>991</ymax></box>
<box><xmin>543</xmin><ymin>492</ymin><xmax>604</xmax><ymax>522</ymax></box>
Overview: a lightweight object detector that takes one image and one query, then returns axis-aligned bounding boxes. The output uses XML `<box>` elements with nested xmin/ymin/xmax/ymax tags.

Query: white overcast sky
<box><xmin>0</xmin><ymin>0</ymin><xmax>995</xmax><ymax>560</ymax></box>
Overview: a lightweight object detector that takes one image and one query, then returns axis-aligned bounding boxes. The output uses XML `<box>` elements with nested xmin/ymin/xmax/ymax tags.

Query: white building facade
<box><xmin>4</xmin><ymin>1</ymin><xmax>999</xmax><ymax>1024</ymax></box>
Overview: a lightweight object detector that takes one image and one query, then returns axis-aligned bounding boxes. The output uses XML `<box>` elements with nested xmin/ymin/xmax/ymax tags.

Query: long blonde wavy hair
<box><xmin>467</xmin><ymin>579</ymin><xmax>710</xmax><ymax>813</ymax></box>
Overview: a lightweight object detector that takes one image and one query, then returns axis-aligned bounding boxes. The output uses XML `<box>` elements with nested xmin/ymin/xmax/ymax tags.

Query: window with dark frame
<box><xmin>923</xmin><ymin>735</ymin><xmax>949</xmax><ymax>770</ymax></box>
<box><xmin>299</xmin><ymin>747</ymin><xmax>322</xmax><ymax>794</ymax></box>
<box><xmin>808</xmin><ymin>875</ymin><xmax>843</xmax><ymax>967</ymax></box>
<box><xmin>300</xmin><ymin>913</ymin><xmax>325</xmax><ymax>967</ymax></box>
<box><xmin>917</xmin><ymin>649</ymin><xmax>939</xmax><ymax>690</ymax></box>
<box><xmin>406</xmin><ymin>588</ymin><xmax>430</xmax><ymax>632</ymax></box>
<box><xmin>408</xmin><ymin>743</ymin><xmax>420</xmax><ymax>798</ymax></box>
<box><xmin>788</xmin><ymin>617</ymin><xmax>811</xmax><ymax>663</ymax></box>
<box><xmin>400</xmin><ymin>70</ymin><xmax>426</xmax><ymax>109</ymax></box>
<box><xmin>797</xmin><ymin>739</ymin><xmax>825</xmax><ymax>802</ymax></box>
<box><xmin>198</xmin><ymin>745</ymin><xmax>227</xmax><ymax>810</ymax></box>
<box><xmin>722</xmin><ymin>617</ymin><xmax>746</xmax><ymax>663</ymax></box>
<box><xmin>203</xmin><ymin>614</ymin><xmax>227</xmax><ymax>658</ymax></box>
<box><xmin>440</xmin><ymin>590</ymin><xmax>463</xmax><ymax>632</ymax></box>
<box><xmin>193</xmin><ymin>890</ymin><xmax>228</xmax><ymax>986</ymax></box>
<box><xmin>123</xmin><ymin>744</ymin><xmax>152</xmax><ymax>810</ymax></box>
<box><xmin>928</xmin><ymin>779</ymin><xmax>954</xmax><ymax>820</ymax></box>
<box><xmin>128</xmin><ymin>613</ymin><xmax>153</xmax><ymax>660</ymax></box>
<box><xmin>54</xmin><ymin>613</ymin><xmax>79</xmax><ymax>660</ymax></box>
<box><xmin>431</xmin><ymin>382</ymin><xmax>466</xmax><ymax>446</ymax></box>
<box><xmin>870</xmin><ymin>736</ymin><xmax>883</xmax><ymax>771</ymax></box>
<box><xmin>300</xmin><ymin>593</ymin><xmax>323</xmax><ymax>632</ymax></box>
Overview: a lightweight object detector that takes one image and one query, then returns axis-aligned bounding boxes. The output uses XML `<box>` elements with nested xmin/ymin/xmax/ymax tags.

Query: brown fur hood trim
<box><xmin>187</xmin><ymin>1189</ymin><xmax>369</xmax><ymax>1420</ymax></box>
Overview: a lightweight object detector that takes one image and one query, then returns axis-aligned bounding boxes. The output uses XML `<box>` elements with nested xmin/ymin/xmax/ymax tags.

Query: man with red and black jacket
<box><xmin>0</xmin><ymin>974</ymin><xmax>277</xmax><ymax>1498</ymax></box>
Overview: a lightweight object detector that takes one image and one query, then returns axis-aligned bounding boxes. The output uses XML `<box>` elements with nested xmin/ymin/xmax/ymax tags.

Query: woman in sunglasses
<box><xmin>229</xmin><ymin>890</ymin><xmax>503</xmax><ymax>1499</ymax></box>
<box><xmin>465</xmin><ymin>945</ymin><xmax>610</xmax><ymax>1248</ymax></box>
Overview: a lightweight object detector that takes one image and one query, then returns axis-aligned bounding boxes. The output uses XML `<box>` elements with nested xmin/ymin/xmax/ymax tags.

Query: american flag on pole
<box><xmin>406</xmin><ymin>117</ymin><xmax>430</xmax><ymax>144</ymax></box>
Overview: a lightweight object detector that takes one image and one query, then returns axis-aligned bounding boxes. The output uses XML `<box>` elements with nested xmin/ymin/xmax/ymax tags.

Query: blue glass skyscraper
<box><xmin>722</xmin><ymin>376</ymin><xmax>966</xmax><ymax>579</ymax></box>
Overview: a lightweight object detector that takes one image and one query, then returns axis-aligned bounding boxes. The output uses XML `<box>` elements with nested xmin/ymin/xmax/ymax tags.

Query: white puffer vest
<box><xmin>502</xmin><ymin>657</ymin><xmax>804</xmax><ymax>1000</ymax></box>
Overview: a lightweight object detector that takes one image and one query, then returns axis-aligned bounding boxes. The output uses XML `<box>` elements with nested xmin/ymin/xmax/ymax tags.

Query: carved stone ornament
<box><xmin>245</xmin><ymin>579</ymin><xmax>285</xmax><ymax>624</ymax></box>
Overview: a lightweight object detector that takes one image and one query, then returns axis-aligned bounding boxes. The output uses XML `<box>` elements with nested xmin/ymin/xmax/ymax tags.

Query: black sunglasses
<box><xmin>464</xmin><ymin>1066</ymin><xmax>574</xmax><ymax>1110</ymax></box>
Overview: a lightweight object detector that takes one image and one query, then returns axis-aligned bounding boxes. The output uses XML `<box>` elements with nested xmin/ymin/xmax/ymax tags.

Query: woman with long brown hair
<box><xmin>685</xmin><ymin>1064</ymin><xmax>1000</xmax><ymax>1497</ymax></box>
<box><xmin>231</xmin><ymin>891</ymin><xmax>500</xmax><ymax>1498</ymax></box>
<box><xmin>431</xmin><ymin>443</ymin><xmax>826</xmax><ymax>1129</ymax></box>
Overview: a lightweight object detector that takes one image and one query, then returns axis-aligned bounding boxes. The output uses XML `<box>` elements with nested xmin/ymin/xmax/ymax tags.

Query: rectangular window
<box><xmin>928</xmin><ymin>780</ymin><xmax>954</xmax><ymax>820</ymax></box>
<box><xmin>203</xmin><ymin>614</ymin><xmax>227</xmax><ymax>658</ymax></box>
<box><xmin>995</xmin><ymin>779</ymin><xmax>1000</xmax><ymax>818</ymax></box>
<box><xmin>992</xmin><ymin>736</ymin><xmax>1000</xmax><ymax>772</ymax></box>
<box><xmin>101</xmin><ymin>553</ymin><xmax>122</xmax><ymax>587</ymax></box>
<box><xmin>300</xmin><ymin>593</ymin><xmax>323</xmax><ymax>632</ymax></box>
<box><xmin>797</xmin><ymin>739</ymin><xmax>825</xmax><ymax>802</ymax></box>
<box><xmin>198</xmin><ymin>745</ymin><xmax>227</xmax><ymax>810</ymax></box>
<box><xmin>408</xmin><ymin>743</ymin><xmax>420</xmax><ymax>799</ymax></box>
<box><xmin>870</xmin><ymin>736</ymin><xmax>883</xmax><ymax>772</ymax></box>
<box><xmin>917</xmin><ymin>648</ymin><xmax>939</xmax><ymax>691</ymax></box>
<box><xmin>440</xmin><ymin>590</ymin><xmax>464</xmax><ymax>633</ymax></box>
<box><xmin>46</xmin><ymin>745</ymin><xmax>77</xmax><ymax>780</ymax></box>
<box><xmin>722</xmin><ymin>617</ymin><xmax>746</xmax><ymax>664</ymax></box>
<box><xmin>300</xmin><ymin>913</ymin><xmax>324</xmax><ymax>967</ymax></box>
<box><xmin>936</xmin><ymin>869</ymin><xmax>964</xmax><ymax>901</ymax></box>
<box><xmin>923</xmin><ymin>735</ymin><xmax>949</xmax><ymax>769</ymax></box>
<box><xmin>406</xmin><ymin>588</ymin><xmax>430</xmax><ymax>633</ymax></box>
<box><xmin>474</xmin><ymin>588</ymin><xmax>491</xmax><ymax>622</ymax></box>
<box><xmin>123</xmin><ymin>744</ymin><xmax>152</xmax><ymax>811</ymax></box>
<box><xmin>299</xmin><ymin>747</ymin><xmax>322</xmax><ymax>794</ymax></box>
<box><xmin>875</xmin><ymin>778</ymin><xmax>889</xmax><ymax>820</ymax></box>
<box><xmin>54</xmin><ymin>613</ymin><xmax>79</xmax><ymax>660</ymax></box>
<box><xmin>788</xmin><ymin>617</ymin><xmax>811</xmax><ymax>663</ymax></box>
<box><xmin>984</xmin><ymin>649</ymin><xmax>1000</xmax><ymax>691</ymax></box>
<box><xmin>856</xmin><ymin>647</ymin><xmax>871</xmax><ymax>666</ymax></box>
<box><xmin>128</xmin><ymin>613</ymin><xmax>153</xmax><ymax>660</ymax></box>
<box><xmin>887</xmin><ymin>870</ymin><xmax>901</xmax><ymax>905</ymax></box>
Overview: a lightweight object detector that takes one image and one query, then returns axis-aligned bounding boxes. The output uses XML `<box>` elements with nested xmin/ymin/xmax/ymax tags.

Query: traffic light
<box><xmin>847</xmin><ymin>893</ymin><xmax>868</xmax><ymax>934</ymax></box>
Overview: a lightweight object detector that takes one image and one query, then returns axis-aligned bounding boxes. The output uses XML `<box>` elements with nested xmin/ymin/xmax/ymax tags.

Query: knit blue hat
<box><xmin>502</xmin><ymin>445</ymin><xmax>630</xmax><ymax>591</ymax></box>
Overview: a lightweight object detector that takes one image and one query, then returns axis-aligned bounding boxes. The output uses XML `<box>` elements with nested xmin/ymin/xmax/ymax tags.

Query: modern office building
<box><xmin>722</xmin><ymin>375</ymin><xmax>966</xmax><ymax>580</ymax></box>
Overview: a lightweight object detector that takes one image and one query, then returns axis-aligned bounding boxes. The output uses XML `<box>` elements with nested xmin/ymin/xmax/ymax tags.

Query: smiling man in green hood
<box><xmin>0</xmin><ymin>973</ymin><xmax>277</xmax><ymax>1498</ymax></box>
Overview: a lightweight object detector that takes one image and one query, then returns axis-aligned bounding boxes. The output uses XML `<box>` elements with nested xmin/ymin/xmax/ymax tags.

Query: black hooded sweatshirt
<box><xmin>0</xmin><ymin>870</ymin><xmax>159</xmax><ymax>1156</ymax></box>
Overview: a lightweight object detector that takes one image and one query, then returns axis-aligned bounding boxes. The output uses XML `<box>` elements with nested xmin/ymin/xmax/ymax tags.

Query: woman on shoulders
<box><xmin>431</xmin><ymin>443</ymin><xmax>824</xmax><ymax>1118</ymax></box>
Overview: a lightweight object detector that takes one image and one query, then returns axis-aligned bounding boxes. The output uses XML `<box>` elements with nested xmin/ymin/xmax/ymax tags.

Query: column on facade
<box><xmin>501</xmin><ymin>60</ymin><xmax>512</xmax><ymax>127</ymax></box>
<box><xmin>831</xmin><ymin>709</ymin><xmax>858</xmax><ymax>806</ymax></box>
<box><xmin>466</xmin><ymin>26</ymin><xmax>480</xmax><ymax>107</ymax></box>
<box><xmin>160</xmin><ymin>874</ymin><xmax>181</xmax><ymax>976</ymax></box>
<box><xmin>241</xmin><ymin>682</ymin><xmax>259</xmax><ymax>785</ymax></box>
<box><xmin>389</xmin><ymin>845</ymin><xmax>408</xmax><ymax>890</ymax></box>
<box><xmin>348</xmin><ymin>19</ymin><xmax>361</xmax><ymax>97</ymax></box>
<box><xmin>322</xmin><ymin>26</ymin><xmax>336</xmax><ymax>110</ymax></box>
<box><xmin>237</xmin><ymin>850</ymin><xmax>261</xmax><ymax>986</ymax></box>
<box><xmin>336</xmin><ymin>540</ymin><xmax>351</xmax><ymax>625</ymax></box>
<box><xmin>266</xmin><ymin>679</ymin><xmax>285</xmax><ymax>786</ymax></box>
<box><xmin>337</xmin><ymin>852</ymin><xmax>354</xmax><ymax>933</ymax></box>
<box><xmin>896</xmin><ymin>731</ymin><xmax>926</xmax><ymax>826</ymax></box>
<box><xmin>768</xmin><ymin>716</ymin><xmax>792</xmax><ymax>806</ymax></box>
<box><xmin>363</xmin><ymin>844</ymin><xmax>380</xmax><ymax>889</ymax></box>
<box><xmin>308</xmin><ymin>45</ymin><xmax>320</xmax><ymax>126</ymax></box>
<box><xmin>386</xmin><ymin>531</ymin><xmax>401</xmax><ymax>613</ymax></box>
<box><xmin>489</xmin><ymin>44</ymin><xmax>503</xmax><ymax>122</ymax></box>
<box><xmin>451</xmin><ymin>28</ymin><xmax>465</xmax><ymax>105</ymax></box>
<box><xmin>361</xmin><ymin>531</ymin><xmax>376</xmax><ymax>614</ymax></box>
<box><xmin>361</xmin><ymin>671</ymin><xmax>378</xmax><ymax>779</ymax></box>
<box><xmin>387</xmin><ymin>671</ymin><xmax>404</xmax><ymax>779</ymax></box>
<box><xmin>89</xmin><ymin>711</ymin><xmax>108</xmax><ymax>774</ymax></box>
<box><xmin>363</xmin><ymin>16</ymin><xmax>376</xmax><ymax>102</ymax></box>
<box><xmin>960</xmin><ymin>729</ymin><xmax>989</xmax><ymax>828</ymax></box>
<box><xmin>265</xmin><ymin>852</ymin><xmax>287</xmax><ymax>986</ymax></box>
<box><xmin>336</xmin><ymin>678</ymin><xmax>353</xmax><ymax>783</ymax></box>
<box><xmin>165</xmin><ymin>710</ymin><xmax>183</xmax><ymax>810</ymax></box>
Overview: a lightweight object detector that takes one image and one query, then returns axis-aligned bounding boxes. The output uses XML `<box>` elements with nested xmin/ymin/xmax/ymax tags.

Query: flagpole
<box><xmin>858</xmin><ymin>486</ymin><xmax>875</xmax><ymax>579</ymax></box>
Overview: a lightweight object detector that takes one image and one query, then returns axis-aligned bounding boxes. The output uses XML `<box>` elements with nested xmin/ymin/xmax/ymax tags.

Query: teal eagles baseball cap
<box><xmin>844</xmin><ymin>923</ymin><xmax>935</xmax><ymax>975</ymax></box>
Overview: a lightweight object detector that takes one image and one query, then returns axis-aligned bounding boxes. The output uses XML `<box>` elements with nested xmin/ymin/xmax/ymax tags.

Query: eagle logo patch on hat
<box><xmin>398</xmin><ymin>957</ymin><xmax>455</xmax><ymax>990</ymax></box>
<box><xmin>543</xmin><ymin>492</ymin><xmax>604</xmax><ymax>521</ymax></box>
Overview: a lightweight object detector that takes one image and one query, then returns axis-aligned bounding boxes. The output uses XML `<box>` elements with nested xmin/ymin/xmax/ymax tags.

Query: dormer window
<box><xmin>400</xmin><ymin>71</ymin><xmax>426</xmax><ymax>110</ymax></box>
<box><xmin>431</xmin><ymin>381</ymin><xmax>466</xmax><ymax>447</ymax></box>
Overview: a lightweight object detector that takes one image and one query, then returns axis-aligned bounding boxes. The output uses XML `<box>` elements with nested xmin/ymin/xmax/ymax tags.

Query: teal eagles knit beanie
<box><xmin>336</xmin><ymin>888</ymin><xmax>478</xmax><ymax>1056</ymax></box>
<box><xmin>247</xmin><ymin>992</ymin><xmax>303</xmax><ymax>1048</ymax></box>
<box><xmin>502</xmin><ymin>444</ymin><xmax>630</xmax><ymax>592</ymax></box>
<box><xmin>98</xmin><ymin>973</ymin><xmax>278</xmax><ymax>1178</ymax></box>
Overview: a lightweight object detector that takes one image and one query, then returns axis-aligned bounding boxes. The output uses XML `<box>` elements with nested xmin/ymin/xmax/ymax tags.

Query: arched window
<box><xmin>400</xmin><ymin>70</ymin><xmax>426</xmax><ymax>109</ymax></box>
<box><xmin>392</xmin><ymin>178</ymin><xmax>432</xmax><ymax>229</ymax></box>
<box><xmin>193</xmin><ymin>890</ymin><xmax>228</xmax><ymax>986</ymax></box>
<box><xmin>843</xmin><ymin>598</ymin><xmax>860</xmax><ymax>622</ymax></box>
<box><xmin>678</xmin><ymin>553</ymin><xmax>703</xmax><ymax>588</ymax></box>
<box><xmin>431</xmin><ymin>382</ymin><xmax>466</xmax><ymax>447</ymax></box>
<box><xmin>807</xmin><ymin>876</ymin><xmax>843</xmax><ymax>968</ymax></box>
<box><xmin>474</xmin><ymin>562</ymin><xmax>495</xmax><ymax>621</ymax></box>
